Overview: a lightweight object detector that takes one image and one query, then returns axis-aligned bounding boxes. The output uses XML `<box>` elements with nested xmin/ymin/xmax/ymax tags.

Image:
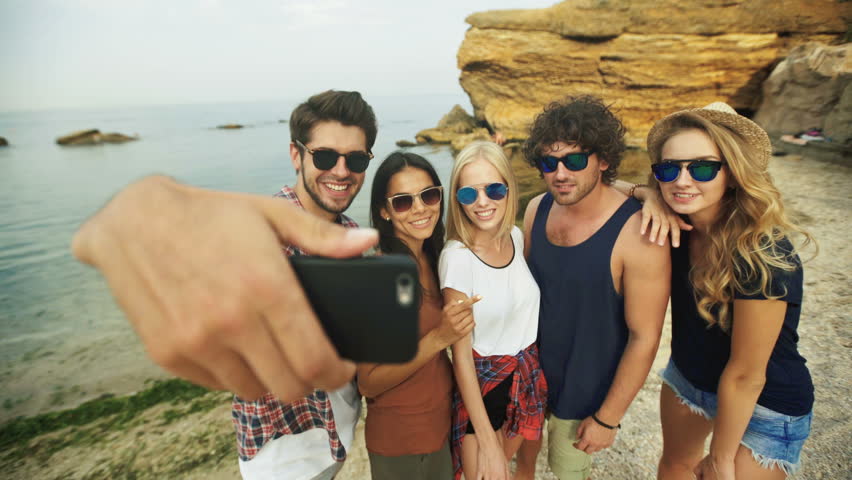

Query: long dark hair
<box><xmin>370</xmin><ymin>151</ymin><xmax>445</xmax><ymax>283</ymax></box>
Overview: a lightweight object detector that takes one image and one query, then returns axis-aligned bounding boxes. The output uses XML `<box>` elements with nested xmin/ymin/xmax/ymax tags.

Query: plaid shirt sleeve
<box><xmin>231</xmin><ymin>185</ymin><xmax>359</xmax><ymax>462</ymax></box>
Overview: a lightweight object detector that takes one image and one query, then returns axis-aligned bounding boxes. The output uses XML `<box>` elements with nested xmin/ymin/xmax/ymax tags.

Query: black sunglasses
<box><xmin>295</xmin><ymin>140</ymin><xmax>373</xmax><ymax>174</ymax></box>
<box><xmin>651</xmin><ymin>160</ymin><xmax>724</xmax><ymax>183</ymax></box>
<box><xmin>535</xmin><ymin>151</ymin><xmax>594</xmax><ymax>173</ymax></box>
<box><xmin>386</xmin><ymin>186</ymin><xmax>443</xmax><ymax>213</ymax></box>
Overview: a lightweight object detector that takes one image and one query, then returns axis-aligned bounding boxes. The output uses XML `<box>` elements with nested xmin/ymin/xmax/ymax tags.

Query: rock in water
<box><xmin>56</xmin><ymin>129</ymin><xmax>138</xmax><ymax>146</ymax></box>
<box><xmin>56</xmin><ymin>129</ymin><xmax>102</xmax><ymax>146</ymax></box>
<box><xmin>754</xmin><ymin>43</ymin><xmax>851</xmax><ymax>145</ymax></box>
<box><xmin>415</xmin><ymin>105</ymin><xmax>479</xmax><ymax>145</ymax></box>
<box><xmin>100</xmin><ymin>133</ymin><xmax>139</xmax><ymax>144</ymax></box>
<box><xmin>0</xmin><ymin>137</ymin><xmax>7</xmax><ymax>147</ymax></box>
<box><xmin>458</xmin><ymin>0</ymin><xmax>850</xmax><ymax>146</ymax></box>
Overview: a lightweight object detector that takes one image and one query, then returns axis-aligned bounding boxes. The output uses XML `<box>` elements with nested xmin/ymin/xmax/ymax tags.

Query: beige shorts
<box><xmin>547</xmin><ymin>416</ymin><xmax>592</xmax><ymax>480</ymax></box>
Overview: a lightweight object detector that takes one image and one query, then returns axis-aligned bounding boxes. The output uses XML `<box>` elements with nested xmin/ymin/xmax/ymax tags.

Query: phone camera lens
<box><xmin>396</xmin><ymin>273</ymin><xmax>415</xmax><ymax>307</ymax></box>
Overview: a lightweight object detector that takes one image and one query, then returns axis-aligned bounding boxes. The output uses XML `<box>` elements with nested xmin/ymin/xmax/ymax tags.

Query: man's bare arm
<box><xmin>573</xmin><ymin>213</ymin><xmax>670</xmax><ymax>454</ymax></box>
<box><xmin>522</xmin><ymin>193</ymin><xmax>545</xmax><ymax>259</ymax></box>
<box><xmin>72</xmin><ymin>175</ymin><xmax>378</xmax><ymax>401</ymax></box>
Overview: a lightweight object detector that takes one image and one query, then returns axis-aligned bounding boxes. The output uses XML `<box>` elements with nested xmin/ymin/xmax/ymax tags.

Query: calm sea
<box><xmin>0</xmin><ymin>94</ymin><xmax>466</xmax><ymax>369</ymax></box>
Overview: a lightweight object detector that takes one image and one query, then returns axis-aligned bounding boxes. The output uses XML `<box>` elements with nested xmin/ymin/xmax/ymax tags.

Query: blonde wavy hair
<box><xmin>446</xmin><ymin>141</ymin><xmax>518</xmax><ymax>248</ymax></box>
<box><xmin>650</xmin><ymin>114</ymin><xmax>815</xmax><ymax>331</ymax></box>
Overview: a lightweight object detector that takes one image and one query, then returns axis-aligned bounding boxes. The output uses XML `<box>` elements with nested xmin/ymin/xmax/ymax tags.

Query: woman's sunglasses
<box><xmin>295</xmin><ymin>140</ymin><xmax>373</xmax><ymax>174</ymax></box>
<box><xmin>651</xmin><ymin>160</ymin><xmax>724</xmax><ymax>183</ymax></box>
<box><xmin>535</xmin><ymin>151</ymin><xmax>593</xmax><ymax>173</ymax></box>
<box><xmin>456</xmin><ymin>183</ymin><xmax>508</xmax><ymax>205</ymax></box>
<box><xmin>386</xmin><ymin>186</ymin><xmax>443</xmax><ymax>213</ymax></box>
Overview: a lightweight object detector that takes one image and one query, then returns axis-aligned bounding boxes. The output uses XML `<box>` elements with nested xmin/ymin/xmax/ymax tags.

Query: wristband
<box><xmin>628</xmin><ymin>183</ymin><xmax>645</xmax><ymax>199</ymax></box>
<box><xmin>592</xmin><ymin>413</ymin><xmax>621</xmax><ymax>430</ymax></box>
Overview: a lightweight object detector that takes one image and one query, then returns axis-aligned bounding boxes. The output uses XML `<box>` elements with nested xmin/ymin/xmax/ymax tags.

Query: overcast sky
<box><xmin>0</xmin><ymin>0</ymin><xmax>556</xmax><ymax>112</ymax></box>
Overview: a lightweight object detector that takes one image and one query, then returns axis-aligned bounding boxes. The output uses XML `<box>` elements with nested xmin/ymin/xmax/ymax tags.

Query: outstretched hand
<box><xmin>72</xmin><ymin>175</ymin><xmax>378</xmax><ymax>402</ymax></box>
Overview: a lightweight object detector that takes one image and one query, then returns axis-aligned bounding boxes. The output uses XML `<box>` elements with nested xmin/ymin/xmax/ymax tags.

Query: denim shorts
<box><xmin>660</xmin><ymin>358</ymin><xmax>812</xmax><ymax>475</ymax></box>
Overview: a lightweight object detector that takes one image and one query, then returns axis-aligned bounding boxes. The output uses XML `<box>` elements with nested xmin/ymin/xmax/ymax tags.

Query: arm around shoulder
<box><xmin>621</xmin><ymin>212</ymin><xmax>671</xmax><ymax>335</ymax></box>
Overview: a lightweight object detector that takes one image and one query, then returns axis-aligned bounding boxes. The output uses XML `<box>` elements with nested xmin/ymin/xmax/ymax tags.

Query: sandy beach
<box><xmin>1</xmin><ymin>151</ymin><xmax>849</xmax><ymax>479</ymax></box>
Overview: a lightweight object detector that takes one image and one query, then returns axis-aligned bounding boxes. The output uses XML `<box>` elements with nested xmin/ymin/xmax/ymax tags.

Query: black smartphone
<box><xmin>289</xmin><ymin>254</ymin><xmax>420</xmax><ymax>363</ymax></box>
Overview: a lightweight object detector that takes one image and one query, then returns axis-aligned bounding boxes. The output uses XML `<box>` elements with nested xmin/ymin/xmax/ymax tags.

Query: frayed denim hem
<box><xmin>741</xmin><ymin>440</ymin><xmax>800</xmax><ymax>476</ymax></box>
<box><xmin>659</xmin><ymin>371</ymin><xmax>713</xmax><ymax>420</ymax></box>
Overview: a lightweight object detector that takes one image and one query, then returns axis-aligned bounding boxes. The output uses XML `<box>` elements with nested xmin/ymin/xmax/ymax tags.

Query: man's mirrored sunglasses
<box><xmin>535</xmin><ymin>151</ymin><xmax>594</xmax><ymax>173</ymax></box>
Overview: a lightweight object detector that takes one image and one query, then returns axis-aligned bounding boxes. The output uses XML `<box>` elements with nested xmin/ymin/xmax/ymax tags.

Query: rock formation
<box><xmin>754</xmin><ymin>42</ymin><xmax>851</xmax><ymax>145</ymax></box>
<box><xmin>0</xmin><ymin>136</ymin><xmax>7</xmax><ymax>147</ymax></box>
<box><xmin>415</xmin><ymin>105</ymin><xmax>479</xmax><ymax>144</ymax></box>
<box><xmin>56</xmin><ymin>129</ymin><xmax>139</xmax><ymax>146</ymax></box>
<box><xmin>457</xmin><ymin>0</ymin><xmax>850</xmax><ymax>146</ymax></box>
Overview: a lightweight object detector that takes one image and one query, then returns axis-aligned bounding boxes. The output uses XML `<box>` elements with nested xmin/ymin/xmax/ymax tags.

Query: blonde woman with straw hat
<box><xmin>642</xmin><ymin>102</ymin><xmax>816</xmax><ymax>480</ymax></box>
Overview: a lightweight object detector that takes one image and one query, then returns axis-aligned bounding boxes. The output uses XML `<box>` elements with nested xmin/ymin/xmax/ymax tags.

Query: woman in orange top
<box><xmin>358</xmin><ymin>151</ymin><xmax>477</xmax><ymax>480</ymax></box>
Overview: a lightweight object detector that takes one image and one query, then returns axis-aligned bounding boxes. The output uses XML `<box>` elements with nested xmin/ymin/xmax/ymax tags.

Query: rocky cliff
<box><xmin>457</xmin><ymin>0</ymin><xmax>850</xmax><ymax>146</ymax></box>
<box><xmin>754</xmin><ymin>42</ymin><xmax>851</xmax><ymax>144</ymax></box>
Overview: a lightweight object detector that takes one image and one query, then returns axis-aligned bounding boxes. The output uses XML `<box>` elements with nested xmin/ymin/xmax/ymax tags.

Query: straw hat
<box><xmin>646</xmin><ymin>102</ymin><xmax>772</xmax><ymax>169</ymax></box>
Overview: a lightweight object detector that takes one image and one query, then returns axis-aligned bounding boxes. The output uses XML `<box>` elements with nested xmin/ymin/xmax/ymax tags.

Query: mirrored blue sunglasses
<box><xmin>535</xmin><ymin>151</ymin><xmax>593</xmax><ymax>173</ymax></box>
<box><xmin>651</xmin><ymin>160</ymin><xmax>724</xmax><ymax>183</ymax></box>
<box><xmin>456</xmin><ymin>183</ymin><xmax>508</xmax><ymax>205</ymax></box>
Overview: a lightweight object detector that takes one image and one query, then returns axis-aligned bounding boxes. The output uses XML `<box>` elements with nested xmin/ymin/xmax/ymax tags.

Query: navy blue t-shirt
<box><xmin>670</xmin><ymin>233</ymin><xmax>813</xmax><ymax>416</ymax></box>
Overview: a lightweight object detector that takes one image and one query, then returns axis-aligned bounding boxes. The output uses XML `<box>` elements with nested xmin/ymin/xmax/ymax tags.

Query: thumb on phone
<box><xmin>252</xmin><ymin>195</ymin><xmax>378</xmax><ymax>257</ymax></box>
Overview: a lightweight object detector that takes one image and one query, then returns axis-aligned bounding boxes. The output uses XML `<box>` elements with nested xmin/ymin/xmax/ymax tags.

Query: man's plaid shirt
<box><xmin>231</xmin><ymin>185</ymin><xmax>359</xmax><ymax>462</ymax></box>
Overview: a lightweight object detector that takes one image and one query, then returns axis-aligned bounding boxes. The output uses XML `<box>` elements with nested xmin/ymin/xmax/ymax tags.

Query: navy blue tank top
<box><xmin>528</xmin><ymin>193</ymin><xmax>641</xmax><ymax>420</ymax></box>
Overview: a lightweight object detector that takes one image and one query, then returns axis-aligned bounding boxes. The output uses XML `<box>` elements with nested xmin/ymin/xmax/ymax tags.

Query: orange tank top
<box><xmin>363</xmin><ymin>291</ymin><xmax>454</xmax><ymax>456</ymax></box>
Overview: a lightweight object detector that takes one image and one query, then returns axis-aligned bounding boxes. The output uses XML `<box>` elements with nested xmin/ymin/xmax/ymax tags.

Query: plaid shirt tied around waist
<box><xmin>231</xmin><ymin>185</ymin><xmax>359</xmax><ymax>462</ymax></box>
<box><xmin>451</xmin><ymin>342</ymin><xmax>548</xmax><ymax>480</ymax></box>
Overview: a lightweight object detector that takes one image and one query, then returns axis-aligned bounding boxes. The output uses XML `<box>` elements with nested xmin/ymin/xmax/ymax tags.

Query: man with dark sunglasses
<box><xmin>516</xmin><ymin>95</ymin><xmax>671</xmax><ymax>480</ymax></box>
<box><xmin>72</xmin><ymin>90</ymin><xmax>379</xmax><ymax>480</ymax></box>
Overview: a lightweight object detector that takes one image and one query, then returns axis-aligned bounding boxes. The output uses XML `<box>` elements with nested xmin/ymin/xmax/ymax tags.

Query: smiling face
<box><xmin>541</xmin><ymin>141</ymin><xmax>608</xmax><ymax>206</ymax></box>
<box><xmin>290</xmin><ymin>120</ymin><xmax>368</xmax><ymax>219</ymax></box>
<box><xmin>380</xmin><ymin>167</ymin><xmax>441</xmax><ymax>252</ymax></box>
<box><xmin>658</xmin><ymin>128</ymin><xmax>729</xmax><ymax>228</ymax></box>
<box><xmin>457</xmin><ymin>158</ymin><xmax>508</xmax><ymax>235</ymax></box>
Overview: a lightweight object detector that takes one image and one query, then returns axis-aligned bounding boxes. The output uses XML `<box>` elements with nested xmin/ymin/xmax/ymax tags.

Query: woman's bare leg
<box><xmin>512</xmin><ymin>438</ymin><xmax>540</xmax><ymax>480</ymax></box>
<box><xmin>733</xmin><ymin>444</ymin><xmax>788</xmax><ymax>480</ymax></box>
<box><xmin>658</xmin><ymin>384</ymin><xmax>714</xmax><ymax>480</ymax></box>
